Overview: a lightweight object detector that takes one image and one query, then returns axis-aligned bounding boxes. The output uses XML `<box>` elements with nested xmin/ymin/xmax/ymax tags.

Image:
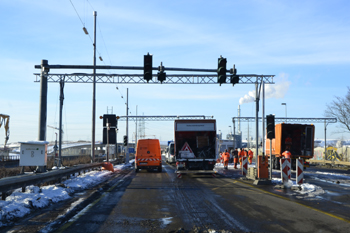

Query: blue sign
<box><xmin>128</xmin><ymin>147</ymin><xmax>135</xmax><ymax>153</ymax></box>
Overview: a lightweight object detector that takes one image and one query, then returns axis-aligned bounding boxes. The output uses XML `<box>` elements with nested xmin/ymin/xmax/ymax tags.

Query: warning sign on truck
<box><xmin>179</xmin><ymin>142</ymin><xmax>195</xmax><ymax>158</ymax></box>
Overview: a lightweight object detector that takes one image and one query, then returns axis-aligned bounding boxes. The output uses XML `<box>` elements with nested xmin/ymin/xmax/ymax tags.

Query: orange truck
<box><xmin>265</xmin><ymin>123</ymin><xmax>315</xmax><ymax>170</ymax></box>
<box><xmin>135</xmin><ymin>139</ymin><xmax>162</xmax><ymax>172</ymax></box>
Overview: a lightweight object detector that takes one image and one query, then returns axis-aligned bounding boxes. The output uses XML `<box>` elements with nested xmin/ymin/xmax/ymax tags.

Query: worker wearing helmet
<box><xmin>232</xmin><ymin>149</ymin><xmax>238</xmax><ymax>169</ymax></box>
<box><xmin>282</xmin><ymin>150</ymin><xmax>291</xmax><ymax>159</ymax></box>
<box><xmin>238</xmin><ymin>148</ymin><xmax>244</xmax><ymax>167</ymax></box>
<box><xmin>222</xmin><ymin>149</ymin><xmax>230</xmax><ymax>169</ymax></box>
<box><xmin>248</xmin><ymin>149</ymin><xmax>253</xmax><ymax>164</ymax></box>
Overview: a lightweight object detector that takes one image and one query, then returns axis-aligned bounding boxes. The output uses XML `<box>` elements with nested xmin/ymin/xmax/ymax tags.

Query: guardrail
<box><xmin>0</xmin><ymin>161</ymin><xmax>119</xmax><ymax>200</ymax></box>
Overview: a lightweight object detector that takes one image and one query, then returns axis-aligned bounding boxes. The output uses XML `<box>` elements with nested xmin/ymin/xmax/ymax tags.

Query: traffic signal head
<box><xmin>230</xmin><ymin>67</ymin><xmax>239</xmax><ymax>86</ymax></box>
<box><xmin>157</xmin><ymin>71</ymin><xmax>166</xmax><ymax>83</ymax></box>
<box><xmin>266</xmin><ymin>114</ymin><xmax>275</xmax><ymax>139</ymax></box>
<box><xmin>123</xmin><ymin>135</ymin><xmax>128</xmax><ymax>146</ymax></box>
<box><xmin>144</xmin><ymin>53</ymin><xmax>153</xmax><ymax>82</ymax></box>
<box><xmin>217</xmin><ymin>57</ymin><xmax>227</xmax><ymax>86</ymax></box>
<box><xmin>157</xmin><ymin>63</ymin><xmax>166</xmax><ymax>83</ymax></box>
<box><xmin>102</xmin><ymin>114</ymin><xmax>116</xmax><ymax>127</ymax></box>
<box><xmin>230</xmin><ymin>75</ymin><xmax>239</xmax><ymax>86</ymax></box>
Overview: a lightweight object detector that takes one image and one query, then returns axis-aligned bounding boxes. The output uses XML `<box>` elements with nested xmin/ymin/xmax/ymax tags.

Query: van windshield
<box><xmin>169</xmin><ymin>143</ymin><xmax>174</xmax><ymax>155</ymax></box>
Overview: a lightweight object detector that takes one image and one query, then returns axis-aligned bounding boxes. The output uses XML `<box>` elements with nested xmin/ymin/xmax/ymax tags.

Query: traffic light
<box><xmin>123</xmin><ymin>135</ymin><xmax>128</xmax><ymax>146</ymax></box>
<box><xmin>157</xmin><ymin>63</ymin><xmax>166</xmax><ymax>83</ymax></box>
<box><xmin>144</xmin><ymin>53</ymin><xmax>153</xmax><ymax>82</ymax></box>
<box><xmin>230</xmin><ymin>67</ymin><xmax>239</xmax><ymax>86</ymax></box>
<box><xmin>266</xmin><ymin>114</ymin><xmax>275</xmax><ymax>139</ymax></box>
<box><xmin>102</xmin><ymin>114</ymin><xmax>116</xmax><ymax>127</ymax></box>
<box><xmin>103</xmin><ymin>128</ymin><xmax>116</xmax><ymax>144</ymax></box>
<box><xmin>217</xmin><ymin>57</ymin><xmax>227</xmax><ymax>85</ymax></box>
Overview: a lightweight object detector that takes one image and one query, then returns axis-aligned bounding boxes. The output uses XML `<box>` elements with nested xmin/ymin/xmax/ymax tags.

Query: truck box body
<box><xmin>175</xmin><ymin>119</ymin><xmax>217</xmax><ymax>171</ymax></box>
<box><xmin>265</xmin><ymin>123</ymin><xmax>315</xmax><ymax>169</ymax></box>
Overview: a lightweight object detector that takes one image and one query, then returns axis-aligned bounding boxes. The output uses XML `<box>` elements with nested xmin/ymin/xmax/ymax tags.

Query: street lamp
<box><xmin>228</xmin><ymin>126</ymin><xmax>232</xmax><ymax>139</ymax></box>
<box><xmin>281</xmin><ymin>103</ymin><xmax>287</xmax><ymax>122</ymax></box>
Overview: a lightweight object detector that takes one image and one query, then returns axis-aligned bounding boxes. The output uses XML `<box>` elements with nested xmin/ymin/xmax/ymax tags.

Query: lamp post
<box><xmin>281</xmin><ymin>103</ymin><xmax>287</xmax><ymax>122</ymax></box>
<box><xmin>228</xmin><ymin>126</ymin><xmax>232</xmax><ymax>139</ymax></box>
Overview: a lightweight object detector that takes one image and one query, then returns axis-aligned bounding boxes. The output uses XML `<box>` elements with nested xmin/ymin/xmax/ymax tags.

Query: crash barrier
<box><xmin>281</xmin><ymin>158</ymin><xmax>291</xmax><ymax>184</ymax></box>
<box><xmin>177</xmin><ymin>173</ymin><xmax>182</xmax><ymax>178</ymax></box>
<box><xmin>0</xmin><ymin>161</ymin><xmax>120</xmax><ymax>200</ymax></box>
<box><xmin>242</xmin><ymin>157</ymin><xmax>248</xmax><ymax>176</ymax></box>
<box><xmin>297</xmin><ymin>158</ymin><xmax>304</xmax><ymax>185</ymax></box>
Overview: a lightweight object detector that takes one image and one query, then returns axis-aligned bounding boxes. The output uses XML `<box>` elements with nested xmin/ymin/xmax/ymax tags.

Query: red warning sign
<box><xmin>180</xmin><ymin>142</ymin><xmax>193</xmax><ymax>153</ymax></box>
<box><xmin>179</xmin><ymin>142</ymin><xmax>195</xmax><ymax>158</ymax></box>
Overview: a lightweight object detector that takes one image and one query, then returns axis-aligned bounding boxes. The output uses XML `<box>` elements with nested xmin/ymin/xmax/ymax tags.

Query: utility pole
<box><xmin>91</xmin><ymin>11</ymin><xmax>97</xmax><ymax>163</ymax></box>
<box><xmin>125</xmin><ymin>88</ymin><xmax>129</xmax><ymax>164</ymax></box>
<box><xmin>135</xmin><ymin>105</ymin><xmax>138</xmax><ymax>144</ymax></box>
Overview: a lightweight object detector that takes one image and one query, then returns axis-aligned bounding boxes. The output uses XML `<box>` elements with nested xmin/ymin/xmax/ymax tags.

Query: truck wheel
<box><xmin>158</xmin><ymin>166</ymin><xmax>162</xmax><ymax>172</ymax></box>
<box><xmin>135</xmin><ymin>167</ymin><xmax>139</xmax><ymax>172</ymax></box>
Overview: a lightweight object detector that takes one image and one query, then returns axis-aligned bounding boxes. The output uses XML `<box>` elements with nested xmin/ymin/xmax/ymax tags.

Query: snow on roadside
<box><xmin>0</xmin><ymin>163</ymin><xmax>132</xmax><ymax>228</ymax></box>
<box><xmin>272</xmin><ymin>178</ymin><xmax>325</xmax><ymax>199</ymax></box>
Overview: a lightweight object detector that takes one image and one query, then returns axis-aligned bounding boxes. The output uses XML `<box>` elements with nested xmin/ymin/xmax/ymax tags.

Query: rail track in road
<box><xmin>2</xmin><ymin>161</ymin><xmax>350</xmax><ymax>233</ymax></box>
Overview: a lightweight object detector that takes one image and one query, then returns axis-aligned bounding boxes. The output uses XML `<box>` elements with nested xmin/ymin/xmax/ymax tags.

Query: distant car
<box><xmin>166</xmin><ymin>142</ymin><xmax>175</xmax><ymax>164</ymax></box>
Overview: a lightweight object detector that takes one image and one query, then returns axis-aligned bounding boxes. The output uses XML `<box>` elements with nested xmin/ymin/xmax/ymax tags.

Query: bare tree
<box><xmin>325</xmin><ymin>87</ymin><xmax>350</xmax><ymax>133</ymax></box>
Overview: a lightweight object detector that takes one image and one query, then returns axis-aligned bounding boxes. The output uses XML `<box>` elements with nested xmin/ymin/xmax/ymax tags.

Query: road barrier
<box><xmin>242</xmin><ymin>157</ymin><xmax>248</xmax><ymax>176</ymax></box>
<box><xmin>281</xmin><ymin>158</ymin><xmax>291</xmax><ymax>184</ymax></box>
<box><xmin>297</xmin><ymin>158</ymin><xmax>304</xmax><ymax>185</ymax></box>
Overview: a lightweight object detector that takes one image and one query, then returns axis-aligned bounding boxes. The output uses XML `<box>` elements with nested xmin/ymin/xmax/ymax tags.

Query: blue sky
<box><xmin>1</xmin><ymin>0</ymin><xmax>349</xmax><ymax>144</ymax></box>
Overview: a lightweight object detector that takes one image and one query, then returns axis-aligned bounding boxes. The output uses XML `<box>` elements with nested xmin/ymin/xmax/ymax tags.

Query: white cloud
<box><xmin>239</xmin><ymin>73</ymin><xmax>291</xmax><ymax>105</ymax></box>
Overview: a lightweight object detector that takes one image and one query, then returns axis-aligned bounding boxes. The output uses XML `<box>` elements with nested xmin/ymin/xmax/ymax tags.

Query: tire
<box><xmin>135</xmin><ymin>167</ymin><xmax>139</xmax><ymax>172</ymax></box>
<box><xmin>158</xmin><ymin>166</ymin><xmax>162</xmax><ymax>172</ymax></box>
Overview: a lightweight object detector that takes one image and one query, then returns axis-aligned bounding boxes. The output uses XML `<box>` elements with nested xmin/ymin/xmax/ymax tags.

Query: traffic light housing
<box><xmin>217</xmin><ymin>57</ymin><xmax>227</xmax><ymax>85</ymax></box>
<box><xmin>102</xmin><ymin>114</ymin><xmax>116</xmax><ymax>127</ymax></box>
<box><xmin>266</xmin><ymin>114</ymin><xmax>275</xmax><ymax>139</ymax></box>
<box><xmin>103</xmin><ymin>128</ymin><xmax>116</xmax><ymax>144</ymax></box>
<box><xmin>144</xmin><ymin>53</ymin><xmax>153</xmax><ymax>82</ymax></box>
<box><xmin>230</xmin><ymin>67</ymin><xmax>239</xmax><ymax>86</ymax></box>
<box><xmin>123</xmin><ymin>135</ymin><xmax>128</xmax><ymax>146</ymax></box>
<box><xmin>157</xmin><ymin>64</ymin><xmax>166</xmax><ymax>83</ymax></box>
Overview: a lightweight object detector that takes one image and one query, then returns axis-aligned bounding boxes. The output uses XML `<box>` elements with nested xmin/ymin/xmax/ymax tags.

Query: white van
<box><xmin>166</xmin><ymin>142</ymin><xmax>175</xmax><ymax>163</ymax></box>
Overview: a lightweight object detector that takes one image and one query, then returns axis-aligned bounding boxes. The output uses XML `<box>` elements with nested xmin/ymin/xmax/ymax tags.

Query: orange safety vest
<box><xmin>248</xmin><ymin>150</ymin><xmax>253</xmax><ymax>156</ymax></box>
<box><xmin>282</xmin><ymin>150</ymin><xmax>291</xmax><ymax>158</ymax></box>
<box><xmin>222</xmin><ymin>152</ymin><xmax>230</xmax><ymax>161</ymax></box>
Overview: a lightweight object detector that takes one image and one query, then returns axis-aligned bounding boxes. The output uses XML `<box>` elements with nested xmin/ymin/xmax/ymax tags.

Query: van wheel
<box><xmin>158</xmin><ymin>166</ymin><xmax>162</xmax><ymax>172</ymax></box>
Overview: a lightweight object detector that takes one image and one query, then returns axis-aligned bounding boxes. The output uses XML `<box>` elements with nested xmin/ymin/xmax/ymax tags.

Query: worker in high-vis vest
<box><xmin>222</xmin><ymin>149</ymin><xmax>230</xmax><ymax>169</ymax></box>
<box><xmin>232</xmin><ymin>148</ymin><xmax>239</xmax><ymax>169</ymax></box>
<box><xmin>238</xmin><ymin>148</ymin><xmax>245</xmax><ymax>167</ymax></box>
<box><xmin>282</xmin><ymin>150</ymin><xmax>291</xmax><ymax>159</ymax></box>
<box><xmin>248</xmin><ymin>149</ymin><xmax>253</xmax><ymax>164</ymax></box>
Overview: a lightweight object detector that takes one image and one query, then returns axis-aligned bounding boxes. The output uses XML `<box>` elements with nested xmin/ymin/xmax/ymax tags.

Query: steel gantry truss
<box><xmin>34</xmin><ymin>60</ymin><xmax>275</xmax><ymax>165</ymax></box>
<box><xmin>117</xmin><ymin>115</ymin><xmax>214</xmax><ymax>121</ymax></box>
<box><xmin>233</xmin><ymin>117</ymin><xmax>337</xmax><ymax>123</ymax></box>
<box><xmin>33</xmin><ymin>73</ymin><xmax>274</xmax><ymax>84</ymax></box>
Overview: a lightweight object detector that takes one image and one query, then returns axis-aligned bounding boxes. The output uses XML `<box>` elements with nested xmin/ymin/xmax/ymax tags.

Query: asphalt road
<box><xmin>53</xmin><ymin>162</ymin><xmax>349</xmax><ymax>232</ymax></box>
<box><xmin>3</xmin><ymin>161</ymin><xmax>350</xmax><ymax>233</ymax></box>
